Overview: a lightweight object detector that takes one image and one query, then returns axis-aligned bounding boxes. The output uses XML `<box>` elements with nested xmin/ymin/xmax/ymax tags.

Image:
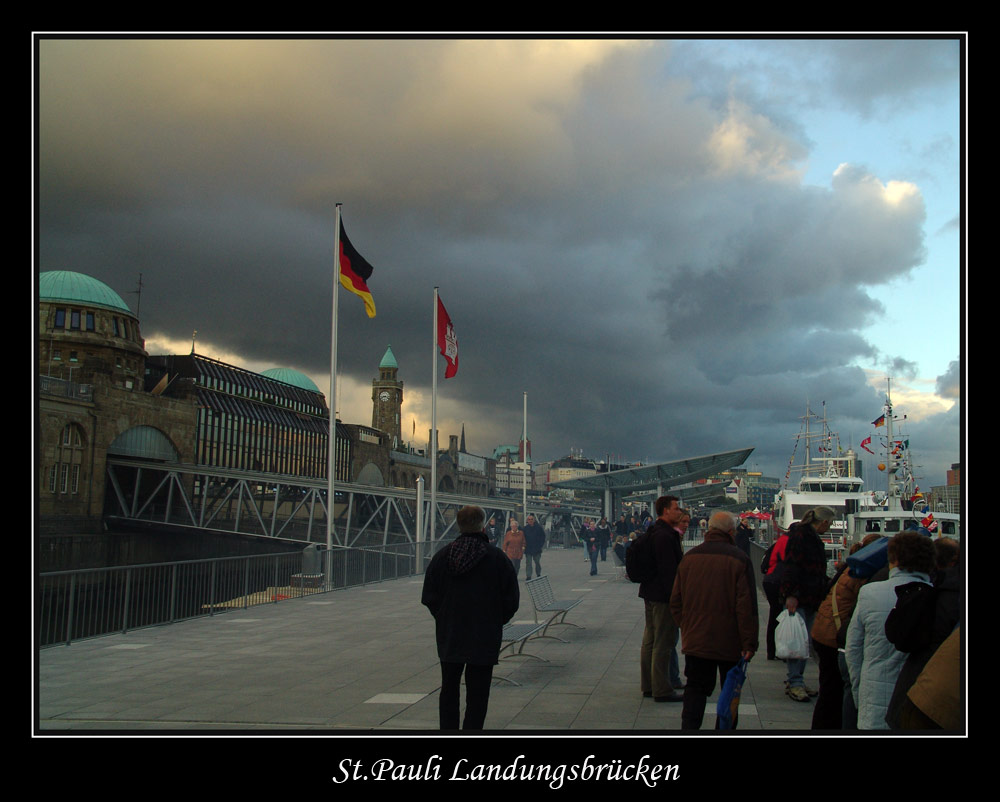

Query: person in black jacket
<box><xmin>884</xmin><ymin>538</ymin><xmax>961</xmax><ymax>728</ymax></box>
<box><xmin>639</xmin><ymin>495</ymin><xmax>685</xmax><ymax>702</ymax></box>
<box><xmin>422</xmin><ymin>505</ymin><xmax>520</xmax><ymax>730</ymax></box>
<box><xmin>522</xmin><ymin>514</ymin><xmax>546</xmax><ymax>579</ymax></box>
<box><xmin>780</xmin><ymin>506</ymin><xmax>833</xmax><ymax>702</ymax></box>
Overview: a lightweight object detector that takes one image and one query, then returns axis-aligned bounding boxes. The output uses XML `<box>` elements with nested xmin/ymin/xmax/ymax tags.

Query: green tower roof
<box><xmin>260</xmin><ymin>368</ymin><xmax>321</xmax><ymax>394</ymax></box>
<box><xmin>39</xmin><ymin>271</ymin><xmax>134</xmax><ymax>314</ymax></box>
<box><xmin>379</xmin><ymin>345</ymin><xmax>398</xmax><ymax>370</ymax></box>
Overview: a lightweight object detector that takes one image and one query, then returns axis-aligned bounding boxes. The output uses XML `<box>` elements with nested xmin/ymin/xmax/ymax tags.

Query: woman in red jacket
<box><xmin>761</xmin><ymin>530</ymin><xmax>789</xmax><ymax>660</ymax></box>
<box><xmin>502</xmin><ymin>519</ymin><xmax>526</xmax><ymax>578</ymax></box>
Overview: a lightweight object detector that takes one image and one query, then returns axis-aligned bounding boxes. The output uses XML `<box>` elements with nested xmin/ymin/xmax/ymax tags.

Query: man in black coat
<box><xmin>422</xmin><ymin>505</ymin><xmax>520</xmax><ymax>730</ymax></box>
<box><xmin>522</xmin><ymin>514</ymin><xmax>546</xmax><ymax>580</ymax></box>
<box><xmin>639</xmin><ymin>495</ymin><xmax>685</xmax><ymax>702</ymax></box>
<box><xmin>734</xmin><ymin>520</ymin><xmax>753</xmax><ymax>557</ymax></box>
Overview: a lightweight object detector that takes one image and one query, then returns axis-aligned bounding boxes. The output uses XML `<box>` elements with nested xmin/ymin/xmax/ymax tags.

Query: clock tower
<box><xmin>372</xmin><ymin>345</ymin><xmax>403</xmax><ymax>447</ymax></box>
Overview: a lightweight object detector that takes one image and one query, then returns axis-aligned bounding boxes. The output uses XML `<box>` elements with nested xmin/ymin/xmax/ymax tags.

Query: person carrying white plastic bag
<box><xmin>775</xmin><ymin>609</ymin><xmax>811</xmax><ymax>660</ymax></box>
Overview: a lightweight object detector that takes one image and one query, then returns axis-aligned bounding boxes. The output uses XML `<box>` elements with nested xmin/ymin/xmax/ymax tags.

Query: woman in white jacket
<box><xmin>846</xmin><ymin>531</ymin><xmax>936</xmax><ymax>730</ymax></box>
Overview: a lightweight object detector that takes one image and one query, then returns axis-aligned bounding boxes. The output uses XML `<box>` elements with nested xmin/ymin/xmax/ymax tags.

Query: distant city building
<box><xmin>714</xmin><ymin>467</ymin><xmax>781</xmax><ymax>509</ymax></box>
<box><xmin>547</xmin><ymin>454</ymin><xmax>598</xmax><ymax>484</ymax></box>
<box><xmin>928</xmin><ymin>462</ymin><xmax>961</xmax><ymax>515</ymax></box>
<box><xmin>494</xmin><ymin>449</ymin><xmax>533</xmax><ymax>494</ymax></box>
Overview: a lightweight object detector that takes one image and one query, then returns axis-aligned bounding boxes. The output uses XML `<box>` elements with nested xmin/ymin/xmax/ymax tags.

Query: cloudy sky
<box><xmin>36</xmin><ymin>37</ymin><xmax>964</xmax><ymax>489</ymax></box>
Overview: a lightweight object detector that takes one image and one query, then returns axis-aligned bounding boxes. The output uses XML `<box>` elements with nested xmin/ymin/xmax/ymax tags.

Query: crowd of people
<box><xmin>422</xmin><ymin>501</ymin><xmax>961</xmax><ymax>732</ymax></box>
<box><xmin>763</xmin><ymin>505</ymin><xmax>961</xmax><ymax>731</ymax></box>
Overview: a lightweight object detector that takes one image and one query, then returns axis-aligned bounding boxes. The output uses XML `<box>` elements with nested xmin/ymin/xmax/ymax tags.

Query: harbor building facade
<box><xmin>37</xmin><ymin>272</ymin><xmax>495</xmax><ymax>540</ymax></box>
<box><xmin>38</xmin><ymin>271</ymin><xmax>198</xmax><ymax>534</ymax></box>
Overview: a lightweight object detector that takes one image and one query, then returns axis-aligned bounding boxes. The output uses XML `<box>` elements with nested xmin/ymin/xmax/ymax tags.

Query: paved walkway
<box><xmin>37</xmin><ymin>544</ymin><xmax>816</xmax><ymax>732</ymax></box>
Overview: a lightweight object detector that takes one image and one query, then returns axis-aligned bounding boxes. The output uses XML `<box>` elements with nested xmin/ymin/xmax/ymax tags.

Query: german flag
<box><xmin>339</xmin><ymin>219</ymin><xmax>376</xmax><ymax>318</ymax></box>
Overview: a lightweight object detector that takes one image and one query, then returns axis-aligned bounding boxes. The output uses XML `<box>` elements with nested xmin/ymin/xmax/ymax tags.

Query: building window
<box><xmin>54</xmin><ymin>309</ymin><xmax>65</xmax><ymax>328</ymax></box>
<box><xmin>70</xmin><ymin>310</ymin><xmax>81</xmax><ymax>330</ymax></box>
<box><xmin>55</xmin><ymin>424</ymin><xmax>86</xmax><ymax>495</ymax></box>
<box><xmin>86</xmin><ymin>312</ymin><xmax>95</xmax><ymax>331</ymax></box>
<box><xmin>52</xmin><ymin>350</ymin><xmax>62</xmax><ymax>361</ymax></box>
<box><xmin>69</xmin><ymin>351</ymin><xmax>78</xmax><ymax>363</ymax></box>
<box><xmin>113</xmin><ymin>318</ymin><xmax>120</xmax><ymax>337</ymax></box>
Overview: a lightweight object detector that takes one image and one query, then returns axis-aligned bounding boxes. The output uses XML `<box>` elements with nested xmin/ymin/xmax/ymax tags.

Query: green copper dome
<box><xmin>379</xmin><ymin>345</ymin><xmax>398</xmax><ymax>370</ymax></box>
<box><xmin>39</xmin><ymin>271</ymin><xmax>134</xmax><ymax>314</ymax></box>
<box><xmin>261</xmin><ymin>367</ymin><xmax>321</xmax><ymax>394</ymax></box>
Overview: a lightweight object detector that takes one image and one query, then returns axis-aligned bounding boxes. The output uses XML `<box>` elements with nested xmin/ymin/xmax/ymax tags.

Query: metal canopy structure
<box><xmin>547</xmin><ymin>448</ymin><xmax>754</xmax><ymax>493</ymax></box>
<box><xmin>625</xmin><ymin>480</ymin><xmax>735</xmax><ymax>507</ymax></box>
<box><xmin>546</xmin><ymin>447</ymin><xmax>754</xmax><ymax>518</ymax></box>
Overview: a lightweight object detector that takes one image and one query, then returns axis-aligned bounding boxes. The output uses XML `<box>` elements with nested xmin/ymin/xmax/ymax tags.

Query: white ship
<box><xmin>843</xmin><ymin>381</ymin><xmax>961</xmax><ymax>547</ymax></box>
<box><xmin>772</xmin><ymin>402</ymin><xmax>875</xmax><ymax>564</ymax></box>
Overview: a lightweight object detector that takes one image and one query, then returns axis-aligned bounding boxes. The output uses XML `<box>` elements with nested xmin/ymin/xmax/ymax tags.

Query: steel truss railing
<box><xmin>104</xmin><ymin>457</ymin><xmax>518</xmax><ymax>547</ymax></box>
<box><xmin>37</xmin><ymin>543</ymin><xmax>443</xmax><ymax>648</ymax></box>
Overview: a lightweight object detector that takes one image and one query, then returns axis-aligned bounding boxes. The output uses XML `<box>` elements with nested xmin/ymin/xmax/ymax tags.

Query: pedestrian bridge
<box><xmin>104</xmin><ymin>456</ymin><xmax>521</xmax><ymax>547</ymax></box>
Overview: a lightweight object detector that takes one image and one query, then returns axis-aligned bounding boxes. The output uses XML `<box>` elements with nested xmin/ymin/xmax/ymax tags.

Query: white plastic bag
<box><xmin>774</xmin><ymin>609</ymin><xmax>811</xmax><ymax>660</ymax></box>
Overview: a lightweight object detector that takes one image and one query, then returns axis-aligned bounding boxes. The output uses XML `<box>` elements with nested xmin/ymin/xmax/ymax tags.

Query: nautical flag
<box><xmin>860</xmin><ymin>436</ymin><xmax>874</xmax><ymax>454</ymax></box>
<box><xmin>921</xmin><ymin>512</ymin><xmax>938</xmax><ymax>532</ymax></box>
<box><xmin>437</xmin><ymin>295</ymin><xmax>458</xmax><ymax>378</ymax></box>
<box><xmin>338</xmin><ymin>219</ymin><xmax>376</xmax><ymax>318</ymax></box>
<box><xmin>871</xmin><ymin>414</ymin><xmax>885</xmax><ymax>427</ymax></box>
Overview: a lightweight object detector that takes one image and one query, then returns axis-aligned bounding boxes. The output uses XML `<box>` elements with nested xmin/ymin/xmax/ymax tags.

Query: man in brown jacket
<box><xmin>670</xmin><ymin>510</ymin><xmax>758</xmax><ymax>730</ymax></box>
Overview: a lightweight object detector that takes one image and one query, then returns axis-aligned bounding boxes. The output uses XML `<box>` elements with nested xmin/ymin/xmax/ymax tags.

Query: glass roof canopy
<box><xmin>546</xmin><ymin>447</ymin><xmax>754</xmax><ymax>494</ymax></box>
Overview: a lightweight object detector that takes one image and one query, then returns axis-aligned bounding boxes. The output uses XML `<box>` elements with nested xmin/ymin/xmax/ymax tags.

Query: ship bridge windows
<box><xmin>792</xmin><ymin>503</ymin><xmax>847</xmax><ymax>519</ymax></box>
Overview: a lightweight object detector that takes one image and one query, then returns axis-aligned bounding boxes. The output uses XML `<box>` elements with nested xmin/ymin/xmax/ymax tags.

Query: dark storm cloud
<box><xmin>936</xmin><ymin>360</ymin><xmax>961</xmax><ymax>400</ymax></box>
<box><xmin>37</xmin><ymin>38</ymin><xmax>960</xmax><ymax>484</ymax></box>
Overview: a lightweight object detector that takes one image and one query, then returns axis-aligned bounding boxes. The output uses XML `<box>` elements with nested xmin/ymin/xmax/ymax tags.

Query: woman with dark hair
<box><xmin>595</xmin><ymin>517</ymin><xmax>612</xmax><ymax>562</ymax></box>
<box><xmin>780</xmin><ymin>506</ymin><xmax>834</xmax><ymax>702</ymax></box>
<box><xmin>845</xmin><ymin>531</ymin><xmax>936</xmax><ymax>730</ymax></box>
<box><xmin>884</xmin><ymin>538</ymin><xmax>961</xmax><ymax>729</ymax></box>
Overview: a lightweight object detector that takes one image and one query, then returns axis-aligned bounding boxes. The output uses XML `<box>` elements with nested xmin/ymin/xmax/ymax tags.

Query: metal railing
<box><xmin>39</xmin><ymin>375</ymin><xmax>94</xmax><ymax>402</ymax></box>
<box><xmin>37</xmin><ymin>541</ymin><xmax>445</xmax><ymax>648</ymax></box>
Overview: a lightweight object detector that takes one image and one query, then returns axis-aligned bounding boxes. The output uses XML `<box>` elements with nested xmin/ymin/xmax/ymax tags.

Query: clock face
<box><xmin>379</xmin><ymin>391</ymin><xmax>390</xmax><ymax>402</ymax></box>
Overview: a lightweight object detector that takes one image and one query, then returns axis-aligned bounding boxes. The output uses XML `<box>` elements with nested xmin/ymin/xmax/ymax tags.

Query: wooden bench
<box><xmin>524</xmin><ymin>575</ymin><xmax>584</xmax><ymax>642</ymax></box>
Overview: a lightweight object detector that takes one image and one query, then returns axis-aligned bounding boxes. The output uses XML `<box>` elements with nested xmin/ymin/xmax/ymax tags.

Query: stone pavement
<box><xmin>36</xmin><ymin>543</ymin><xmax>817</xmax><ymax>732</ymax></box>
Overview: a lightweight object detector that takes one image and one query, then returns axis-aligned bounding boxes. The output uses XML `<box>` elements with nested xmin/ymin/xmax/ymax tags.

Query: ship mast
<box><xmin>881</xmin><ymin>377</ymin><xmax>913</xmax><ymax>510</ymax></box>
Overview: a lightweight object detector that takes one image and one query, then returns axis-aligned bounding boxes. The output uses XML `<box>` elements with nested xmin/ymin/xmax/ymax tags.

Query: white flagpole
<box><xmin>326</xmin><ymin>203</ymin><xmax>342</xmax><ymax>577</ymax></box>
<box><xmin>522</xmin><ymin>391</ymin><xmax>528</xmax><ymax>518</ymax></box>
<box><xmin>430</xmin><ymin>286</ymin><xmax>439</xmax><ymax>544</ymax></box>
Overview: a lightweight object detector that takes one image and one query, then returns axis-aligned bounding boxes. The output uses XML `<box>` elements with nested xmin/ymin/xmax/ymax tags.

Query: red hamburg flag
<box><xmin>437</xmin><ymin>295</ymin><xmax>458</xmax><ymax>378</ymax></box>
